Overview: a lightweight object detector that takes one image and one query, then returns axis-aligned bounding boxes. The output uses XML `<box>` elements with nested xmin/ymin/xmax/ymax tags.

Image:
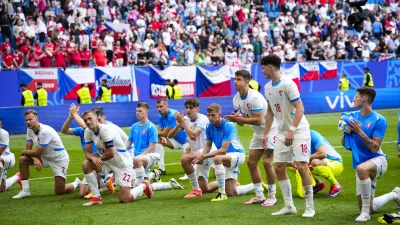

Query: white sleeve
<box><xmin>286</xmin><ymin>80</ymin><xmax>300</xmax><ymax>102</ymax></box>
<box><xmin>84</xmin><ymin>129</ymin><xmax>93</xmax><ymax>144</ymax></box>
<box><xmin>0</xmin><ymin>130</ymin><xmax>9</xmax><ymax>147</ymax></box>
<box><xmin>26</xmin><ymin>129</ymin><xmax>33</xmax><ymax>142</ymax></box>
<box><xmin>264</xmin><ymin>84</ymin><xmax>269</xmax><ymax>102</ymax></box>
<box><xmin>101</xmin><ymin>126</ymin><xmax>115</xmax><ymax>143</ymax></box>
<box><xmin>196</xmin><ymin>116</ymin><xmax>208</xmax><ymax>130</ymax></box>
<box><xmin>233</xmin><ymin>96</ymin><xmax>239</xmax><ymax>111</ymax></box>
<box><xmin>38</xmin><ymin>130</ymin><xmax>52</xmax><ymax>147</ymax></box>
<box><xmin>251</xmin><ymin>95</ymin><xmax>264</xmax><ymax>112</ymax></box>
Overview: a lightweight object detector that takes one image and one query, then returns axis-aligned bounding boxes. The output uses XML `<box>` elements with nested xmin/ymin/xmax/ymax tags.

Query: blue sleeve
<box><xmin>72</xmin><ymin>127</ymin><xmax>84</xmax><ymax>137</ymax></box>
<box><xmin>148</xmin><ymin>125</ymin><xmax>158</xmax><ymax>143</ymax></box>
<box><xmin>372</xmin><ymin>117</ymin><xmax>387</xmax><ymax>139</ymax></box>
<box><xmin>128</xmin><ymin>126</ymin><xmax>134</xmax><ymax>142</ymax></box>
<box><xmin>310</xmin><ymin>131</ymin><xmax>325</xmax><ymax>149</ymax></box>
<box><xmin>205</xmin><ymin>124</ymin><xmax>212</xmax><ymax>141</ymax></box>
<box><xmin>223</xmin><ymin>123</ymin><xmax>235</xmax><ymax>142</ymax></box>
<box><xmin>158</xmin><ymin>115</ymin><xmax>166</xmax><ymax>129</ymax></box>
<box><xmin>397</xmin><ymin>120</ymin><xmax>400</xmax><ymax>145</ymax></box>
<box><xmin>167</xmin><ymin>114</ymin><xmax>177</xmax><ymax>128</ymax></box>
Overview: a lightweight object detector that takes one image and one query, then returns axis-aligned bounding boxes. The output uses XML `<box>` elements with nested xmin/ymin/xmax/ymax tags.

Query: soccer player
<box><xmin>169</xmin><ymin>98</ymin><xmax>218</xmax><ymax>198</ymax></box>
<box><xmin>13</xmin><ymin>110</ymin><xmax>81</xmax><ymax>199</ymax></box>
<box><xmin>293</xmin><ymin>130</ymin><xmax>343</xmax><ymax>197</ymax></box>
<box><xmin>0</xmin><ymin>118</ymin><xmax>21</xmax><ymax>192</ymax></box>
<box><xmin>397</xmin><ymin>108</ymin><xmax>400</xmax><ymax>155</ymax></box>
<box><xmin>225</xmin><ymin>70</ymin><xmax>278</xmax><ymax>206</ymax></box>
<box><xmin>341</xmin><ymin>87</ymin><xmax>396</xmax><ymax>222</ymax></box>
<box><xmin>192</xmin><ymin>104</ymin><xmax>253</xmax><ymax>202</ymax></box>
<box><xmin>156</xmin><ymin>98</ymin><xmax>188</xmax><ymax>175</ymax></box>
<box><xmin>126</xmin><ymin>102</ymin><xmax>184</xmax><ymax>191</ymax></box>
<box><xmin>61</xmin><ymin>104</ymin><xmax>114</xmax><ymax>198</ymax></box>
<box><xmin>82</xmin><ymin>110</ymin><xmax>152</xmax><ymax>205</ymax></box>
<box><xmin>261</xmin><ymin>55</ymin><xmax>315</xmax><ymax>217</ymax></box>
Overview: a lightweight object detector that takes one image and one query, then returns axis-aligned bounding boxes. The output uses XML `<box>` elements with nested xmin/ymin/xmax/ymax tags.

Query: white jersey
<box><xmin>84</xmin><ymin>124</ymin><xmax>127</xmax><ymax>155</ymax></box>
<box><xmin>233</xmin><ymin>88</ymin><xmax>277</xmax><ymax>136</ymax></box>
<box><xmin>26</xmin><ymin>123</ymin><xmax>69</xmax><ymax>161</ymax></box>
<box><xmin>184</xmin><ymin>113</ymin><xmax>209</xmax><ymax>151</ymax></box>
<box><xmin>264</xmin><ymin>76</ymin><xmax>309</xmax><ymax>133</ymax></box>
<box><xmin>0</xmin><ymin>128</ymin><xmax>11</xmax><ymax>155</ymax></box>
<box><xmin>108</xmin><ymin>123</ymin><xmax>128</xmax><ymax>143</ymax></box>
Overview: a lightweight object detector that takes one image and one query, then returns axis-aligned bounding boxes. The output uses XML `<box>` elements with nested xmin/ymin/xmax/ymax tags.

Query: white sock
<box><xmin>188</xmin><ymin>172</ymin><xmax>200</xmax><ymax>190</ymax></box>
<box><xmin>254</xmin><ymin>183</ymin><xmax>265</xmax><ymax>198</ymax></box>
<box><xmin>373</xmin><ymin>192</ymin><xmax>397</xmax><ymax>211</ymax></box>
<box><xmin>0</xmin><ymin>163</ymin><xmax>3</xmax><ymax>182</ymax></box>
<box><xmin>278</xmin><ymin>179</ymin><xmax>294</xmax><ymax>207</ymax></box>
<box><xmin>72</xmin><ymin>179</ymin><xmax>80</xmax><ymax>189</ymax></box>
<box><xmin>99</xmin><ymin>178</ymin><xmax>106</xmax><ymax>188</ymax></box>
<box><xmin>155</xmin><ymin>144</ymin><xmax>165</xmax><ymax>171</ymax></box>
<box><xmin>149</xmin><ymin>172</ymin><xmax>155</xmax><ymax>181</ymax></box>
<box><xmin>130</xmin><ymin>183</ymin><xmax>145</xmax><ymax>200</ymax></box>
<box><xmin>303</xmin><ymin>185</ymin><xmax>314</xmax><ymax>209</ymax></box>
<box><xmin>84</xmin><ymin>171</ymin><xmax>100</xmax><ymax>197</ymax></box>
<box><xmin>237</xmin><ymin>183</ymin><xmax>254</xmax><ymax>195</ymax></box>
<box><xmin>151</xmin><ymin>182</ymin><xmax>173</xmax><ymax>191</ymax></box>
<box><xmin>21</xmin><ymin>180</ymin><xmax>30</xmax><ymax>191</ymax></box>
<box><xmin>359</xmin><ymin>178</ymin><xmax>372</xmax><ymax>214</ymax></box>
<box><xmin>134</xmin><ymin>166</ymin><xmax>145</xmax><ymax>187</ymax></box>
<box><xmin>268</xmin><ymin>184</ymin><xmax>277</xmax><ymax>198</ymax></box>
<box><xmin>5</xmin><ymin>175</ymin><xmax>19</xmax><ymax>190</ymax></box>
<box><xmin>215</xmin><ymin>164</ymin><xmax>226</xmax><ymax>194</ymax></box>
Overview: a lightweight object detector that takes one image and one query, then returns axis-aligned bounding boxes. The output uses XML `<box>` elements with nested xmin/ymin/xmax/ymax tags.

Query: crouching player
<box><xmin>192</xmin><ymin>104</ymin><xmax>253</xmax><ymax>201</ymax></box>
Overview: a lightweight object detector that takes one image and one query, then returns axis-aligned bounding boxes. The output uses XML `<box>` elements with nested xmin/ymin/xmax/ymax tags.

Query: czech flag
<box><xmin>196</xmin><ymin>66</ymin><xmax>232</xmax><ymax>97</ymax></box>
<box><xmin>17</xmin><ymin>68</ymin><xmax>58</xmax><ymax>92</ymax></box>
<box><xmin>299</xmin><ymin>62</ymin><xmax>319</xmax><ymax>81</ymax></box>
<box><xmin>58</xmin><ymin>68</ymin><xmax>95</xmax><ymax>99</ymax></box>
<box><xmin>319</xmin><ymin>61</ymin><xmax>338</xmax><ymax>79</ymax></box>
<box><xmin>281</xmin><ymin>63</ymin><xmax>301</xmax><ymax>91</ymax></box>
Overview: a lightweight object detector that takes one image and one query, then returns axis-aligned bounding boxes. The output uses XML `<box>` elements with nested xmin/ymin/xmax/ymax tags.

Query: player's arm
<box><xmin>201</xmin><ymin>140</ymin><xmax>213</xmax><ymax>155</ymax></box>
<box><xmin>204</xmin><ymin>141</ymin><xmax>229</xmax><ymax>158</ymax></box>
<box><xmin>61</xmin><ymin>114</ymin><xmax>75</xmax><ymax>135</ymax></box>
<box><xmin>158</xmin><ymin>127</ymin><xmax>171</xmax><ymax>137</ymax></box>
<box><xmin>310</xmin><ymin>145</ymin><xmax>327</xmax><ymax>161</ymax></box>
<box><xmin>142</xmin><ymin>142</ymin><xmax>156</xmax><ymax>155</ymax></box>
<box><xmin>290</xmin><ymin>99</ymin><xmax>305</xmax><ymax>128</ymax></box>
<box><xmin>357</xmin><ymin>132</ymin><xmax>382</xmax><ymax>153</ymax></box>
<box><xmin>236</xmin><ymin>110</ymin><xmax>263</xmax><ymax>126</ymax></box>
<box><xmin>0</xmin><ymin>137</ymin><xmax>7</xmax><ymax>155</ymax></box>
<box><xmin>0</xmin><ymin>145</ymin><xmax>6</xmax><ymax>155</ymax></box>
<box><xmin>101</xmin><ymin>140</ymin><xmax>116</xmax><ymax>161</ymax></box>
<box><xmin>21</xmin><ymin>145</ymin><xmax>45</xmax><ymax>157</ymax></box>
<box><xmin>167</xmin><ymin>124</ymin><xmax>182</xmax><ymax>139</ymax></box>
<box><xmin>263</xmin><ymin>103</ymin><xmax>274</xmax><ymax>137</ymax></box>
<box><xmin>70</xmin><ymin>104</ymin><xmax>86</xmax><ymax>129</ymax></box>
<box><xmin>397</xmin><ymin>109</ymin><xmax>400</xmax><ymax>150</ymax></box>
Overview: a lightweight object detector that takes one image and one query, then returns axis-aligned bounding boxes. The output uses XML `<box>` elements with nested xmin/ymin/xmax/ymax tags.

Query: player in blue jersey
<box><xmin>192</xmin><ymin>104</ymin><xmax>253</xmax><ymax>202</ymax></box>
<box><xmin>294</xmin><ymin>130</ymin><xmax>343</xmax><ymax>197</ymax></box>
<box><xmin>156</xmin><ymin>98</ymin><xmax>188</xmax><ymax>175</ymax></box>
<box><xmin>397</xmin><ymin>108</ymin><xmax>400</xmax><ymax>155</ymax></box>
<box><xmin>340</xmin><ymin>87</ymin><xmax>397</xmax><ymax>222</ymax></box>
<box><xmin>61</xmin><ymin>104</ymin><xmax>115</xmax><ymax>198</ymax></box>
<box><xmin>126</xmin><ymin>102</ymin><xmax>184</xmax><ymax>191</ymax></box>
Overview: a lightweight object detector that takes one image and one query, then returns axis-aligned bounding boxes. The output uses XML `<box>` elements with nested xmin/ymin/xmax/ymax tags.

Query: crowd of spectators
<box><xmin>0</xmin><ymin>0</ymin><xmax>400</xmax><ymax>70</ymax></box>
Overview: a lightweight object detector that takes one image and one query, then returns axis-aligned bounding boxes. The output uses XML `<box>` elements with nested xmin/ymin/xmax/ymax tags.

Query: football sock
<box><xmin>215</xmin><ymin>164</ymin><xmax>226</xmax><ymax>194</ymax></box>
<box><xmin>130</xmin><ymin>183</ymin><xmax>145</xmax><ymax>200</ymax></box>
<box><xmin>5</xmin><ymin>174</ymin><xmax>18</xmax><ymax>190</ymax></box>
<box><xmin>268</xmin><ymin>184</ymin><xmax>277</xmax><ymax>198</ymax></box>
<box><xmin>313</xmin><ymin>166</ymin><xmax>338</xmax><ymax>185</ymax></box>
<box><xmin>237</xmin><ymin>183</ymin><xmax>254</xmax><ymax>195</ymax></box>
<box><xmin>152</xmin><ymin>182</ymin><xmax>173</xmax><ymax>191</ymax></box>
<box><xmin>85</xmin><ymin>171</ymin><xmax>100</xmax><ymax>197</ymax></box>
<box><xmin>21</xmin><ymin>180</ymin><xmax>30</xmax><ymax>191</ymax></box>
<box><xmin>359</xmin><ymin>178</ymin><xmax>372</xmax><ymax>214</ymax></box>
<box><xmin>149</xmin><ymin>172</ymin><xmax>155</xmax><ymax>181</ymax></box>
<box><xmin>253</xmin><ymin>182</ymin><xmax>265</xmax><ymax>198</ymax></box>
<box><xmin>373</xmin><ymin>191</ymin><xmax>398</xmax><ymax>211</ymax></box>
<box><xmin>188</xmin><ymin>172</ymin><xmax>200</xmax><ymax>190</ymax></box>
<box><xmin>303</xmin><ymin>185</ymin><xmax>314</xmax><ymax>209</ymax></box>
<box><xmin>155</xmin><ymin>144</ymin><xmax>165</xmax><ymax>171</ymax></box>
<box><xmin>279</xmin><ymin>179</ymin><xmax>294</xmax><ymax>207</ymax></box>
<box><xmin>134</xmin><ymin>166</ymin><xmax>145</xmax><ymax>187</ymax></box>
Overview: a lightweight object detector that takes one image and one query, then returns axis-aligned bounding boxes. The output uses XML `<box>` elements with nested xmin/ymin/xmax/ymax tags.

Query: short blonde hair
<box><xmin>207</xmin><ymin>103</ymin><xmax>221</xmax><ymax>113</ymax></box>
<box><xmin>24</xmin><ymin>110</ymin><xmax>38</xmax><ymax>117</ymax></box>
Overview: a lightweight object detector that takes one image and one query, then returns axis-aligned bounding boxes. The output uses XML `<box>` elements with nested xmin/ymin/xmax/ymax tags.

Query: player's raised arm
<box><xmin>70</xmin><ymin>104</ymin><xmax>86</xmax><ymax>129</ymax></box>
<box><xmin>167</xmin><ymin>114</ymin><xmax>182</xmax><ymax>139</ymax></box>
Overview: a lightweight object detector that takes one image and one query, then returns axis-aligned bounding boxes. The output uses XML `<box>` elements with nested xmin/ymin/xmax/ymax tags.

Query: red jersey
<box><xmin>33</xmin><ymin>45</ymin><xmax>42</xmax><ymax>55</ymax></box>
<box><xmin>150</xmin><ymin>22</ymin><xmax>160</xmax><ymax>31</ymax></box>
<box><xmin>93</xmin><ymin>51</ymin><xmax>107</xmax><ymax>66</ymax></box>
<box><xmin>20</xmin><ymin>45</ymin><xmax>31</xmax><ymax>55</ymax></box>
<box><xmin>70</xmin><ymin>51</ymin><xmax>81</xmax><ymax>65</ymax></box>
<box><xmin>44</xmin><ymin>43</ymin><xmax>54</xmax><ymax>52</ymax></box>
<box><xmin>80</xmin><ymin>50</ymin><xmax>91</xmax><ymax>67</ymax></box>
<box><xmin>13</xmin><ymin>52</ymin><xmax>24</xmax><ymax>66</ymax></box>
<box><xmin>54</xmin><ymin>50</ymin><xmax>67</xmax><ymax>68</ymax></box>
<box><xmin>91</xmin><ymin>40</ymin><xmax>98</xmax><ymax>54</ymax></box>
<box><xmin>237</xmin><ymin>9</ymin><xmax>245</xmax><ymax>22</ymax></box>
<box><xmin>16</xmin><ymin>37</ymin><xmax>25</xmax><ymax>48</ymax></box>
<box><xmin>96</xmin><ymin>25</ymin><xmax>107</xmax><ymax>34</ymax></box>
<box><xmin>2</xmin><ymin>54</ymin><xmax>13</xmax><ymax>67</ymax></box>
<box><xmin>114</xmin><ymin>46</ymin><xmax>124</xmax><ymax>59</ymax></box>
<box><xmin>0</xmin><ymin>43</ymin><xmax>11</xmax><ymax>54</ymax></box>
<box><xmin>40</xmin><ymin>52</ymin><xmax>52</xmax><ymax>67</ymax></box>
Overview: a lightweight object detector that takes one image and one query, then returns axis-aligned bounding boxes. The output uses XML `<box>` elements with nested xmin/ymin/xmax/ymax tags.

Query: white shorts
<box><xmin>1</xmin><ymin>153</ymin><xmax>15</xmax><ymax>179</ymax></box>
<box><xmin>273</xmin><ymin>131</ymin><xmax>311</xmax><ymax>163</ymax></box>
<box><xmin>81</xmin><ymin>164</ymin><xmax>113</xmax><ymax>185</ymax></box>
<box><xmin>169</xmin><ymin>138</ymin><xmax>186</xmax><ymax>150</ymax></box>
<box><xmin>104</xmin><ymin>151</ymin><xmax>134</xmax><ymax>187</ymax></box>
<box><xmin>356</xmin><ymin>156</ymin><xmax>388</xmax><ymax>197</ymax></box>
<box><xmin>42</xmin><ymin>156</ymin><xmax>69</xmax><ymax>179</ymax></box>
<box><xmin>140</xmin><ymin>152</ymin><xmax>160</xmax><ymax>178</ymax></box>
<box><xmin>225</xmin><ymin>152</ymin><xmax>245</xmax><ymax>180</ymax></box>
<box><xmin>250</xmin><ymin>133</ymin><xmax>276</xmax><ymax>150</ymax></box>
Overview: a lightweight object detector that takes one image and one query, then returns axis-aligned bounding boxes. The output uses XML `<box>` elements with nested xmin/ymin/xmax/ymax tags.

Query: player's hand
<box><xmin>92</xmin><ymin>157</ymin><xmax>103</xmax><ymax>167</ymax></box>
<box><xmin>33</xmin><ymin>158</ymin><xmax>42</xmax><ymax>171</ymax></box>
<box><xmin>262</xmin><ymin>135</ymin><xmax>269</xmax><ymax>149</ymax></box>
<box><xmin>174</xmin><ymin>111</ymin><xmax>185</xmax><ymax>123</ymax></box>
<box><xmin>349</xmin><ymin>119</ymin><xmax>362</xmax><ymax>135</ymax></box>
<box><xmin>285</xmin><ymin>130</ymin><xmax>294</xmax><ymax>146</ymax></box>
<box><xmin>191</xmin><ymin>153</ymin><xmax>204</xmax><ymax>165</ymax></box>
<box><xmin>159</xmin><ymin>137</ymin><xmax>168</xmax><ymax>144</ymax></box>
<box><xmin>224</xmin><ymin>112</ymin><xmax>241</xmax><ymax>123</ymax></box>
<box><xmin>69</xmin><ymin>103</ymin><xmax>79</xmax><ymax>116</ymax></box>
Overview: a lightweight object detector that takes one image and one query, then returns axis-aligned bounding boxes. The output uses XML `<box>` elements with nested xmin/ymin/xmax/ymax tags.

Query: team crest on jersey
<box><xmin>142</xmin><ymin>129</ymin><xmax>146</xmax><ymax>134</ymax></box>
<box><xmin>246</xmin><ymin>103</ymin><xmax>251</xmax><ymax>110</ymax></box>
<box><xmin>279</xmin><ymin>90</ymin><xmax>283</xmax><ymax>97</ymax></box>
<box><xmin>366</xmin><ymin>122</ymin><xmax>372</xmax><ymax>129</ymax></box>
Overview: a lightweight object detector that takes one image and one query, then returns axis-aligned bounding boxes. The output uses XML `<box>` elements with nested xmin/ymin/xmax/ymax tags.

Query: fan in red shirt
<box><xmin>20</xmin><ymin>39</ymin><xmax>32</xmax><ymax>56</ymax></box>
<box><xmin>2</xmin><ymin>48</ymin><xmax>14</xmax><ymax>70</ymax></box>
<box><xmin>93</xmin><ymin>46</ymin><xmax>107</xmax><ymax>67</ymax></box>
<box><xmin>33</xmin><ymin>40</ymin><xmax>43</xmax><ymax>55</ymax></box>
<box><xmin>114</xmin><ymin>41</ymin><xmax>125</xmax><ymax>67</ymax></box>
<box><xmin>65</xmin><ymin>41</ymin><xmax>74</xmax><ymax>66</ymax></box>
<box><xmin>44</xmin><ymin>37</ymin><xmax>55</xmax><ymax>54</ymax></box>
<box><xmin>39</xmin><ymin>45</ymin><xmax>53</xmax><ymax>68</ymax></box>
<box><xmin>54</xmin><ymin>45</ymin><xmax>67</xmax><ymax>69</ymax></box>
<box><xmin>91</xmin><ymin>35</ymin><xmax>99</xmax><ymax>54</ymax></box>
<box><xmin>0</xmin><ymin>37</ymin><xmax>12</xmax><ymax>55</ymax></box>
<box><xmin>16</xmin><ymin>31</ymin><xmax>26</xmax><ymax>50</ymax></box>
<box><xmin>96</xmin><ymin>21</ymin><xmax>107</xmax><ymax>35</ymax></box>
<box><xmin>13</xmin><ymin>48</ymin><xmax>24</xmax><ymax>69</ymax></box>
<box><xmin>70</xmin><ymin>45</ymin><xmax>81</xmax><ymax>67</ymax></box>
<box><xmin>80</xmin><ymin>45</ymin><xmax>92</xmax><ymax>67</ymax></box>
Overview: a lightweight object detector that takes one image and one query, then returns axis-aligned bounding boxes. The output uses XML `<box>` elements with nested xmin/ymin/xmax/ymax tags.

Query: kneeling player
<box><xmin>192</xmin><ymin>104</ymin><xmax>253</xmax><ymax>201</ymax></box>
<box><xmin>82</xmin><ymin>110</ymin><xmax>152</xmax><ymax>206</ymax></box>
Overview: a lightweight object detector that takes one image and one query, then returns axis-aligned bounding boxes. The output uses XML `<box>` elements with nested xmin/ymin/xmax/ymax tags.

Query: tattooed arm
<box><xmin>349</xmin><ymin>120</ymin><xmax>382</xmax><ymax>153</ymax></box>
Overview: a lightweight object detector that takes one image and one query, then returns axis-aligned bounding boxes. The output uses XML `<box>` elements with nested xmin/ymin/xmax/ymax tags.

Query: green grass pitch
<box><xmin>1</xmin><ymin>109</ymin><xmax>399</xmax><ymax>225</ymax></box>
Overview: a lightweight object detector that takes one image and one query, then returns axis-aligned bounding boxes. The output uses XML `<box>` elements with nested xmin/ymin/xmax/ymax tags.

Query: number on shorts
<box><xmin>61</xmin><ymin>166</ymin><xmax>65</xmax><ymax>174</ymax></box>
<box><xmin>274</xmin><ymin>104</ymin><xmax>281</xmax><ymax>112</ymax></box>
<box><xmin>122</xmin><ymin>173</ymin><xmax>131</xmax><ymax>182</ymax></box>
<box><xmin>273</xmin><ymin>136</ymin><xmax>277</xmax><ymax>144</ymax></box>
<box><xmin>300</xmin><ymin>144</ymin><xmax>308</xmax><ymax>154</ymax></box>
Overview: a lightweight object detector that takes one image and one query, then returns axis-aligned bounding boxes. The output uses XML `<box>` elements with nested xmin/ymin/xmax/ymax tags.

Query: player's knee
<box><xmin>19</xmin><ymin>155</ymin><xmax>29</xmax><ymax>163</ymax></box>
<box><xmin>213</xmin><ymin>155</ymin><xmax>223</xmax><ymax>164</ymax></box>
<box><xmin>263</xmin><ymin>158</ymin><xmax>273</xmax><ymax>169</ymax></box>
<box><xmin>181</xmin><ymin>155</ymin><xmax>190</xmax><ymax>165</ymax></box>
<box><xmin>119</xmin><ymin>197</ymin><xmax>131</xmax><ymax>203</ymax></box>
<box><xmin>356</xmin><ymin>164</ymin><xmax>368</xmax><ymax>178</ymax></box>
<box><xmin>82</xmin><ymin>160</ymin><xmax>91</xmax><ymax>173</ymax></box>
<box><xmin>311</xmin><ymin>159</ymin><xmax>321</xmax><ymax>167</ymax></box>
<box><xmin>274</xmin><ymin>163</ymin><xmax>286</xmax><ymax>173</ymax></box>
<box><xmin>246</xmin><ymin>159</ymin><xmax>257</xmax><ymax>168</ymax></box>
<box><xmin>133</xmin><ymin>159</ymin><xmax>142</xmax><ymax>168</ymax></box>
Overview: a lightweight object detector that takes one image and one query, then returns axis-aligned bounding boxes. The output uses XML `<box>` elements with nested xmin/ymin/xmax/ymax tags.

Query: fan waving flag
<box><xmin>196</xmin><ymin>66</ymin><xmax>232</xmax><ymax>97</ymax></box>
<box><xmin>59</xmin><ymin>68</ymin><xmax>95</xmax><ymax>99</ymax></box>
<box><xmin>281</xmin><ymin>63</ymin><xmax>301</xmax><ymax>91</ymax></box>
<box><xmin>319</xmin><ymin>61</ymin><xmax>338</xmax><ymax>79</ymax></box>
<box><xmin>299</xmin><ymin>62</ymin><xmax>319</xmax><ymax>80</ymax></box>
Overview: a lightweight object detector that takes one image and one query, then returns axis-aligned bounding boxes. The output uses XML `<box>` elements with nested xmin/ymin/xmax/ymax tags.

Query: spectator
<box><xmin>114</xmin><ymin>41</ymin><xmax>125</xmax><ymax>67</ymax></box>
<box><xmin>54</xmin><ymin>45</ymin><xmax>67</xmax><ymax>69</ymax></box>
<box><xmin>127</xmin><ymin>48</ymin><xmax>137</xmax><ymax>65</ymax></box>
<box><xmin>13</xmin><ymin>48</ymin><xmax>24</xmax><ymax>69</ymax></box>
<box><xmin>2</xmin><ymin>48</ymin><xmax>13</xmax><ymax>70</ymax></box>
<box><xmin>185</xmin><ymin>45</ymin><xmax>195</xmax><ymax>65</ymax></box>
<box><xmin>80</xmin><ymin>45</ymin><xmax>92</xmax><ymax>68</ymax></box>
<box><xmin>93</xmin><ymin>46</ymin><xmax>107</xmax><ymax>67</ymax></box>
<box><xmin>137</xmin><ymin>48</ymin><xmax>147</xmax><ymax>66</ymax></box>
<box><xmin>39</xmin><ymin>45</ymin><xmax>53</xmax><ymax>68</ymax></box>
<box><xmin>70</xmin><ymin>45</ymin><xmax>81</xmax><ymax>68</ymax></box>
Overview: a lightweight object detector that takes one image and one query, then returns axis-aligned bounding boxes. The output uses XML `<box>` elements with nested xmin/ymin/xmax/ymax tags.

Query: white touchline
<box><xmin>29</xmin><ymin>140</ymin><xmax>398</xmax><ymax>181</ymax></box>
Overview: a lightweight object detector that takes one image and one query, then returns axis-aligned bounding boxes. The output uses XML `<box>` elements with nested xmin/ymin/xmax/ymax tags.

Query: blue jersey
<box><xmin>342</xmin><ymin>111</ymin><xmax>387</xmax><ymax>169</ymax></box>
<box><xmin>158</xmin><ymin>109</ymin><xmax>188</xmax><ymax>145</ymax></box>
<box><xmin>310</xmin><ymin>130</ymin><xmax>342</xmax><ymax>162</ymax></box>
<box><xmin>72</xmin><ymin>127</ymin><xmax>99</xmax><ymax>154</ymax></box>
<box><xmin>205</xmin><ymin>119</ymin><xmax>245</xmax><ymax>153</ymax></box>
<box><xmin>128</xmin><ymin>121</ymin><xmax>158</xmax><ymax>156</ymax></box>
<box><xmin>397</xmin><ymin>108</ymin><xmax>400</xmax><ymax>146</ymax></box>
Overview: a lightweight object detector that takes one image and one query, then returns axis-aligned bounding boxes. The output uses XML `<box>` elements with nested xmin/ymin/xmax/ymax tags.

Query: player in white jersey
<box><xmin>168</xmin><ymin>98</ymin><xmax>218</xmax><ymax>198</ymax></box>
<box><xmin>0</xmin><ymin>118</ymin><xmax>21</xmax><ymax>192</ymax></box>
<box><xmin>13</xmin><ymin>110</ymin><xmax>81</xmax><ymax>199</ymax></box>
<box><xmin>260</xmin><ymin>55</ymin><xmax>315</xmax><ymax>217</ymax></box>
<box><xmin>82</xmin><ymin>110</ymin><xmax>153</xmax><ymax>206</ymax></box>
<box><xmin>225</xmin><ymin>70</ymin><xmax>278</xmax><ymax>207</ymax></box>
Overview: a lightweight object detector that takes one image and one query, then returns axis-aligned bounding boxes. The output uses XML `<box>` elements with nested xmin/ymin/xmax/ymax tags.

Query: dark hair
<box><xmin>234</xmin><ymin>70</ymin><xmax>251</xmax><ymax>81</ymax></box>
<box><xmin>184</xmin><ymin>98</ymin><xmax>199</xmax><ymax>108</ymax></box>
<box><xmin>173</xmin><ymin>79</ymin><xmax>178</xmax><ymax>84</ymax></box>
<box><xmin>364</xmin><ymin>67</ymin><xmax>369</xmax><ymax>71</ymax></box>
<box><xmin>156</xmin><ymin>98</ymin><xmax>167</xmax><ymax>104</ymax></box>
<box><xmin>92</xmin><ymin>106</ymin><xmax>105</xmax><ymax>117</ymax></box>
<box><xmin>20</xmin><ymin>83</ymin><xmax>27</xmax><ymax>88</ymax></box>
<box><xmin>137</xmin><ymin>102</ymin><xmax>149</xmax><ymax>110</ymax></box>
<box><xmin>24</xmin><ymin>110</ymin><xmax>38</xmax><ymax>116</ymax></box>
<box><xmin>356</xmin><ymin>87</ymin><xmax>376</xmax><ymax>104</ymax></box>
<box><xmin>102</xmin><ymin>79</ymin><xmax>107</xmax><ymax>83</ymax></box>
<box><xmin>260</xmin><ymin>54</ymin><xmax>281</xmax><ymax>69</ymax></box>
<box><xmin>166</xmin><ymin>79</ymin><xmax>171</xmax><ymax>83</ymax></box>
<box><xmin>36</xmin><ymin>82</ymin><xmax>43</xmax><ymax>86</ymax></box>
